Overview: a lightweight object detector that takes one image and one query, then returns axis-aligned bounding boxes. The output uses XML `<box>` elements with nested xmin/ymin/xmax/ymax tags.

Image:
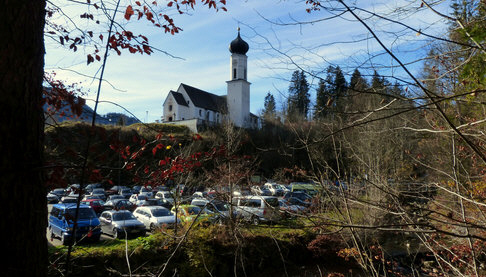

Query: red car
<box><xmin>81</xmin><ymin>199</ymin><xmax>105</xmax><ymax>215</ymax></box>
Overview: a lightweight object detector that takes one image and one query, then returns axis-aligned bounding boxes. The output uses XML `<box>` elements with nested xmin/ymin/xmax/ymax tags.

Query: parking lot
<box><xmin>46</xmin><ymin>182</ymin><xmax>317</xmax><ymax>247</ymax></box>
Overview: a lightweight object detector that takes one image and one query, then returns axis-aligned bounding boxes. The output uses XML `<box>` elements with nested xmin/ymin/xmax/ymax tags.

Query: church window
<box><xmin>244</xmin><ymin>69</ymin><xmax>247</xmax><ymax>80</ymax></box>
<box><xmin>233</xmin><ymin>68</ymin><xmax>236</xmax><ymax>79</ymax></box>
<box><xmin>169</xmin><ymin>105</ymin><xmax>172</xmax><ymax>111</ymax></box>
<box><xmin>199</xmin><ymin>109</ymin><xmax>202</xmax><ymax>116</ymax></box>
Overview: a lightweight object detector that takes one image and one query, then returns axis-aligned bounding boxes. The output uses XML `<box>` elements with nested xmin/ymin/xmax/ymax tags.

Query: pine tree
<box><xmin>263</xmin><ymin>92</ymin><xmax>277</xmax><ymax>125</ymax></box>
<box><xmin>314</xmin><ymin>66</ymin><xmax>348</xmax><ymax>120</ymax></box>
<box><xmin>314</xmin><ymin>78</ymin><xmax>329</xmax><ymax>120</ymax></box>
<box><xmin>287</xmin><ymin>70</ymin><xmax>310</xmax><ymax>120</ymax></box>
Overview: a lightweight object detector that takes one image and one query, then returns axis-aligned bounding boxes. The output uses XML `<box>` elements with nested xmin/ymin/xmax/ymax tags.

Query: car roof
<box><xmin>137</xmin><ymin>206</ymin><xmax>168</xmax><ymax>211</ymax></box>
<box><xmin>242</xmin><ymin>195</ymin><xmax>277</xmax><ymax>200</ymax></box>
<box><xmin>53</xmin><ymin>203</ymin><xmax>90</xmax><ymax>209</ymax></box>
<box><xmin>104</xmin><ymin>209</ymin><xmax>131</xmax><ymax>214</ymax></box>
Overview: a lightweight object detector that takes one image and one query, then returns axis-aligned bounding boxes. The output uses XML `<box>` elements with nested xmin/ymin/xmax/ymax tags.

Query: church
<box><xmin>162</xmin><ymin>29</ymin><xmax>259</xmax><ymax>132</ymax></box>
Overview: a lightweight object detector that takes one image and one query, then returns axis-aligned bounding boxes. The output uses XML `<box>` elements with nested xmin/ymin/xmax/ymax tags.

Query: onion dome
<box><xmin>229</xmin><ymin>28</ymin><xmax>249</xmax><ymax>55</ymax></box>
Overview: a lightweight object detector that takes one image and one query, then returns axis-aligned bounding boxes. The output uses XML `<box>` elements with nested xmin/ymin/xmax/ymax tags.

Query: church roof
<box><xmin>170</xmin><ymin>90</ymin><xmax>188</xmax><ymax>107</ymax></box>
<box><xmin>180</xmin><ymin>83</ymin><xmax>227</xmax><ymax>113</ymax></box>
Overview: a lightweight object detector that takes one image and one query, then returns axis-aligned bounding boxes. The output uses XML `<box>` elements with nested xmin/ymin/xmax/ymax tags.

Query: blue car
<box><xmin>48</xmin><ymin>203</ymin><xmax>101</xmax><ymax>245</ymax></box>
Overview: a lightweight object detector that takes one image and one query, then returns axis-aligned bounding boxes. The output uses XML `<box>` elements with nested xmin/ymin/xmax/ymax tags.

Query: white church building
<box><xmin>162</xmin><ymin>29</ymin><xmax>259</xmax><ymax>132</ymax></box>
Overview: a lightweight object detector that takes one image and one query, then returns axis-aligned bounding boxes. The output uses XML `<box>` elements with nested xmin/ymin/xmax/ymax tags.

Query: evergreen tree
<box><xmin>314</xmin><ymin>78</ymin><xmax>330</xmax><ymax>120</ymax></box>
<box><xmin>287</xmin><ymin>70</ymin><xmax>310</xmax><ymax>120</ymax></box>
<box><xmin>263</xmin><ymin>92</ymin><xmax>277</xmax><ymax>126</ymax></box>
<box><xmin>314</xmin><ymin>66</ymin><xmax>348</xmax><ymax>120</ymax></box>
<box><xmin>349</xmin><ymin>68</ymin><xmax>367</xmax><ymax>91</ymax></box>
<box><xmin>333</xmin><ymin>66</ymin><xmax>348</xmax><ymax>117</ymax></box>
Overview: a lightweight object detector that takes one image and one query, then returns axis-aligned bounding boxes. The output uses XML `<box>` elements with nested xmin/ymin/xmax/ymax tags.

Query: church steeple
<box><xmin>227</xmin><ymin>28</ymin><xmax>251</xmax><ymax>127</ymax></box>
<box><xmin>229</xmin><ymin>28</ymin><xmax>249</xmax><ymax>81</ymax></box>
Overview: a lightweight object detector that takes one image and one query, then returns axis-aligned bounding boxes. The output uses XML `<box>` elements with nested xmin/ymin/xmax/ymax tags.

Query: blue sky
<box><xmin>45</xmin><ymin>0</ymin><xmax>452</xmax><ymax>123</ymax></box>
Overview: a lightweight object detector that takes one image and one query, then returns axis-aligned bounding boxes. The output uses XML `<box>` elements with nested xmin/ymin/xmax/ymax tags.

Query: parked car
<box><xmin>132</xmin><ymin>185</ymin><xmax>142</xmax><ymax>194</ymax></box>
<box><xmin>85</xmin><ymin>183</ymin><xmax>102</xmax><ymax>193</ymax></box>
<box><xmin>48</xmin><ymin>203</ymin><xmax>101</xmax><ymax>245</ymax></box>
<box><xmin>155</xmin><ymin>191</ymin><xmax>174</xmax><ymax>205</ymax></box>
<box><xmin>66</xmin><ymin>184</ymin><xmax>81</xmax><ymax>194</ymax></box>
<box><xmin>232</xmin><ymin>196</ymin><xmax>281</xmax><ymax>225</ymax></box>
<box><xmin>129</xmin><ymin>194</ymin><xmax>148</xmax><ymax>204</ymax></box>
<box><xmin>81</xmin><ymin>199</ymin><xmax>105</xmax><ymax>215</ymax></box>
<box><xmin>250</xmin><ymin>186</ymin><xmax>272</xmax><ymax>196</ymax></box>
<box><xmin>82</xmin><ymin>195</ymin><xmax>103</xmax><ymax>201</ymax></box>
<box><xmin>139</xmin><ymin>187</ymin><xmax>153</xmax><ymax>198</ymax></box>
<box><xmin>135</xmin><ymin>198</ymin><xmax>166</xmax><ymax>208</ymax></box>
<box><xmin>286</xmin><ymin>196</ymin><xmax>311</xmax><ymax>208</ymax></box>
<box><xmin>99</xmin><ymin>210</ymin><xmax>146</xmax><ymax>238</ymax></box>
<box><xmin>119</xmin><ymin>188</ymin><xmax>132</xmax><ymax>199</ymax></box>
<box><xmin>88</xmin><ymin>188</ymin><xmax>106</xmax><ymax>201</ymax></box>
<box><xmin>191</xmin><ymin>198</ymin><xmax>231</xmax><ymax>218</ymax></box>
<box><xmin>262</xmin><ymin>182</ymin><xmax>285</xmax><ymax>196</ymax></box>
<box><xmin>106</xmin><ymin>185</ymin><xmax>127</xmax><ymax>196</ymax></box>
<box><xmin>47</xmin><ymin>193</ymin><xmax>60</xmax><ymax>204</ymax></box>
<box><xmin>278</xmin><ymin>199</ymin><xmax>306</xmax><ymax>217</ymax></box>
<box><xmin>60</xmin><ymin>196</ymin><xmax>78</xmax><ymax>204</ymax></box>
<box><xmin>49</xmin><ymin>188</ymin><xmax>67</xmax><ymax>198</ymax></box>
<box><xmin>283</xmin><ymin>191</ymin><xmax>313</xmax><ymax>202</ymax></box>
<box><xmin>107</xmin><ymin>194</ymin><xmax>125</xmax><ymax>202</ymax></box>
<box><xmin>289</xmin><ymin>182</ymin><xmax>319</xmax><ymax>196</ymax></box>
<box><xmin>103</xmin><ymin>199</ymin><xmax>136</xmax><ymax>212</ymax></box>
<box><xmin>133</xmin><ymin>206</ymin><xmax>179</xmax><ymax>231</ymax></box>
<box><xmin>171</xmin><ymin>205</ymin><xmax>214</xmax><ymax>225</ymax></box>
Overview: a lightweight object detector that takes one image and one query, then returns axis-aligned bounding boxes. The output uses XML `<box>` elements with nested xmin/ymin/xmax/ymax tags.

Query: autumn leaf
<box><xmin>125</xmin><ymin>5</ymin><xmax>134</xmax><ymax>20</ymax></box>
<box><xmin>87</xmin><ymin>54</ymin><xmax>95</xmax><ymax>65</ymax></box>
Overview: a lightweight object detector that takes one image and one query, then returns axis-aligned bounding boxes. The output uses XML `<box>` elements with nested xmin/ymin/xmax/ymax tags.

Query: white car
<box><xmin>263</xmin><ymin>182</ymin><xmax>285</xmax><ymax>196</ymax></box>
<box><xmin>129</xmin><ymin>194</ymin><xmax>148</xmax><ymax>204</ymax></box>
<box><xmin>232</xmin><ymin>196</ymin><xmax>281</xmax><ymax>225</ymax></box>
<box><xmin>133</xmin><ymin>206</ymin><xmax>179</xmax><ymax>231</ymax></box>
<box><xmin>191</xmin><ymin>198</ymin><xmax>231</xmax><ymax>218</ymax></box>
<box><xmin>155</xmin><ymin>191</ymin><xmax>174</xmax><ymax>204</ymax></box>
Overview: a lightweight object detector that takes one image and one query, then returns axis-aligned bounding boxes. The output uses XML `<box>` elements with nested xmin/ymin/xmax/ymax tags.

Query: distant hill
<box><xmin>44</xmin><ymin>97</ymin><xmax>140</xmax><ymax>126</ymax></box>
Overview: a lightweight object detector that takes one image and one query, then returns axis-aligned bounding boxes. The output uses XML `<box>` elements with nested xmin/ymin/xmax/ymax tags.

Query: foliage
<box><xmin>287</xmin><ymin>70</ymin><xmax>311</xmax><ymax>121</ymax></box>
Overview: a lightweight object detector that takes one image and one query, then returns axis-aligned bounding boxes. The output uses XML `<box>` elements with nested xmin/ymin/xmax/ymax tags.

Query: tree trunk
<box><xmin>0</xmin><ymin>1</ymin><xmax>47</xmax><ymax>276</ymax></box>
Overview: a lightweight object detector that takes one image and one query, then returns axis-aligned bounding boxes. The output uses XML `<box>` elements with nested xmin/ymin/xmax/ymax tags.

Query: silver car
<box><xmin>133</xmin><ymin>206</ymin><xmax>179</xmax><ymax>231</ymax></box>
<box><xmin>99</xmin><ymin>210</ymin><xmax>146</xmax><ymax>238</ymax></box>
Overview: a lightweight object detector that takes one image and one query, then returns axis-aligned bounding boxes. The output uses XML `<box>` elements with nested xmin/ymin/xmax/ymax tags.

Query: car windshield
<box><xmin>62</xmin><ymin>198</ymin><xmax>77</xmax><ymax>203</ymax></box>
<box><xmin>213</xmin><ymin>203</ymin><xmax>228</xmax><ymax>211</ymax></box>
<box><xmin>264</xmin><ymin>198</ymin><xmax>279</xmax><ymax>207</ymax></box>
<box><xmin>115</xmin><ymin>200</ymin><xmax>130</xmax><ymax>205</ymax></box>
<box><xmin>186</xmin><ymin>206</ymin><xmax>202</xmax><ymax>215</ymax></box>
<box><xmin>152</xmin><ymin>209</ymin><xmax>172</xmax><ymax>217</ymax></box>
<box><xmin>91</xmin><ymin>200</ymin><xmax>104</xmax><ymax>205</ymax></box>
<box><xmin>66</xmin><ymin>208</ymin><xmax>97</xmax><ymax>220</ymax></box>
<box><xmin>113</xmin><ymin>212</ymin><xmax>136</xmax><ymax>221</ymax></box>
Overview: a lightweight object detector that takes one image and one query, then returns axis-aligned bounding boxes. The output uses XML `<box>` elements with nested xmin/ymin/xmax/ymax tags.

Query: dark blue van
<box><xmin>48</xmin><ymin>203</ymin><xmax>101</xmax><ymax>245</ymax></box>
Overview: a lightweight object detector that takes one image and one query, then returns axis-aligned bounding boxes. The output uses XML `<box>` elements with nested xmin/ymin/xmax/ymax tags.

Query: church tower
<box><xmin>227</xmin><ymin>28</ymin><xmax>250</xmax><ymax>127</ymax></box>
